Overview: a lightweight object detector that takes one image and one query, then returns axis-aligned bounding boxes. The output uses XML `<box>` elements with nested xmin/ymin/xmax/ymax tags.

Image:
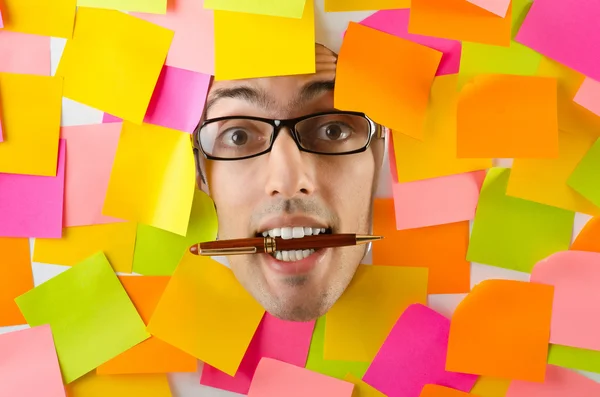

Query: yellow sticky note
<box><xmin>103</xmin><ymin>122</ymin><xmax>195</xmax><ymax>236</ymax></box>
<box><xmin>205</xmin><ymin>0</ymin><xmax>306</xmax><ymax>18</ymax></box>
<box><xmin>77</xmin><ymin>0</ymin><xmax>167</xmax><ymax>14</ymax></box>
<box><xmin>324</xmin><ymin>265</ymin><xmax>428</xmax><ymax>362</ymax></box>
<box><xmin>0</xmin><ymin>73</ymin><xmax>62</xmax><ymax>176</ymax></box>
<box><xmin>56</xmin><ymin>7</ymin><xmax>173</xmax><ymax>123</ymax></box>
<box><xmin>147</xmin><ymin>252</ymin><xmax>265</xmax><ymax>376</ymax></box>
<box><xmin>344</xmin><ymin>373</ymin><xmax>386</xmax><ymax>397</ymax></box>
<box><xmin>33</xmin><ymin>223</ymin><xmax>138</xmax><ymax>273</ymax></box>
<box><xmin>325</xmin><ymin>0</ymin><xmax>410</xmax><ymax>11</ymax></box>
<box><xmin>67</xmin><ymin>372</ymin><xmax>171</xmax><ymax>397</ymax></box>
<box><xmin>392</xmin><ymin>75</ymin><xmax>492</xmax><ymax>182</ymax></box>
<box><xmin>2</xmin><ymin>0</ymin><xmax>76</xmax><ymax>38</ymax></box>
<box><xmin>214</xmin><ymin>0</ymin><xmax>315</xmax><ymax>80</ymax></box>
<box><xmin>470</xmin><ymin>376</ymin><xmax>510</xmax><ymax>397</ymax></box>
<box><xmin>507</xmin><ymin>130</ymin><xmax>600</xmax><ymax>216</ymax></box>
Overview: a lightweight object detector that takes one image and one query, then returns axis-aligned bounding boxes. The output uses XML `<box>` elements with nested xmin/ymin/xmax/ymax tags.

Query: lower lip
<box><xmin>261</xmin><ymin>248</ymin><xmax>327</xmax><ymax>276</ymax></box>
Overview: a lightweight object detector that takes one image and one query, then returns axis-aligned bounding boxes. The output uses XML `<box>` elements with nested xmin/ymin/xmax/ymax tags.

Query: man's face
<box><xmin>199</xmin><ymin>46</ymin><xmax>384</xmax><ymax>321</ymax></box>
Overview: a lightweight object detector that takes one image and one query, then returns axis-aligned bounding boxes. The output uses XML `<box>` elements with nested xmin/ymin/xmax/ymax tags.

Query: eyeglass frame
<box><xmin>191</xmin><ymin>110</ymin><xmax>386</xmax><ymax>161</ymax></box>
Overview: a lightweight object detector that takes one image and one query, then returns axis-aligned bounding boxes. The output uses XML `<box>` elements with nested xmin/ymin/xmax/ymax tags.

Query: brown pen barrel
<box><xmin>275</xmin><ymin>234</ymin><xmax>356</xmax><ymax>251</ymax></box>
<box><xmin>200</xmin><ymin>237</ymin><xmax>267</xmax><ymax>253</ymax></box>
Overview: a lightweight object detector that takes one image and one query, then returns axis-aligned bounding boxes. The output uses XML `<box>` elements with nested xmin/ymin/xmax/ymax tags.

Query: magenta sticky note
<box><xmin>516</xmin><ymin>0</ymin><xmax>600</xmax><ymax>81</ymax></box>
<box><xmin>248</xmin><ymin>358</ymin><xmax>354</xmax><ymax>397</ymax></box>
<box><xmin>506</xmin><ymin>365</ymin><xmax>600</xmax><ymax>397</ymax></box>
<box><xmin>530</xmin><ymin>251</ymin><xmax>600</xmax><ymax>351</ymax></box>
<box><xmin>574</xmin><ymin>77</ymin><xmax>600</xmax><ymax>117</ymax></box>
<box><xmin>201</xmin><ymin>313</ymin><xmax>315</xmax><ymax>395</ymax></box>
<box><xmin>358</xmin><ymin>9</ymin><xmax>461</xmax><ymax>76</ymax></box>
<box><xmin>0</xmin><ymin>139</ymin><xmax>65</xmax><ymax>238</ymax></box>
<box><xmin>0</xmin><ymin>9</ymin><xmax>4</xmax><ymax>28</ymax></box>
<box><xmin>143</xmin><ymin>65</ymin><xmax>211</xmax><ymax>133</ymax></box>
<box><xmin>102</xmin><ymin>113</ymin><xmax>122</xmax><ymax>123</ymax></box>
<box><xmin>363</xmin><ymin>304</ymin><xmax>478</xmax><ymax>397</ymax></box>
<box><xmin>0</xmin><ymin>31</ymin><xmax>51</xmax><ymax>76</ymax></box>
<box><xmin>0</xmin><ymin>325</ymin><xmax>66</xmax><ymax>397</ymax></box>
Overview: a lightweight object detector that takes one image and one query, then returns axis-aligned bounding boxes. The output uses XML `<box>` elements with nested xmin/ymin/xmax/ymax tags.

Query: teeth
<box><xmin>281</xmin><ymin>227</ymin><xmax>293</xmax><ymax>240</ymax></box>
<box><xmin>304</xmin><ymin>227</ymin><xmax>312</xmax><ymax>236</ymax></box>
<box><xmin>272</xmin><ymin>249</ymin><xmax>316</xmax><ymax>262</ymax></box>
<box><xmin>282</xmin><ymin>251</ymin><xmax>290</xmax><ymax>261</ymax></box>
<box><xmin>262</xmin><ymin>231</ymin><xmax>268</xmax><ymax>237</ymax></box>
<box><xmin>261</xmin><ymin>227</ymin><xmax>327</xmax><ymax>239</ymax></box>
<box><xmin>313</xmin><ymin>228</ymin><xmax>320</xmax><ymax>235</ymax></box>
<box><xmin>292</xmin><ymin>227</ymin><xmax>304</xmax><ymax>238</ymax></box>
<box><xmin>289</xmin><ymin>250</ymin><xmax>297</xmax><ymax>261</ymax></box>
<box><xmin>276</xmin><ymin>251</ymin><xmax>282</xmax><ymax>260</ymax></box>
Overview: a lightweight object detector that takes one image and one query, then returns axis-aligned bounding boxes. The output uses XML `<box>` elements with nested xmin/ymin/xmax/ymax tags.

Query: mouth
<box><xmin>254</xmin><ymin>226</ymin><xmax>333</xmax><ymax>262</ymax></box>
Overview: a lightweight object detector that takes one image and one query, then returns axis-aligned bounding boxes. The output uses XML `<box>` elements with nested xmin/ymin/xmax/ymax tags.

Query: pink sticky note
<box><xmin>144</xmin><ymin>65</ymin><xmax>211</xmax><ymax>133</ymax></box>
<box><xmin>574</xmin><ymin>77</ymin><xmax>600</xmax><ymax>117</ymax></box>
<box><xmin>516</xmin><ymin>0</ymin><xmax>600</xmax><ymax>81</ymax></box>
<box><xmin>530</xmin><ymin>251</ymin><xmax>600</xmax><ymax>351</ymax></box>
<box><xmin>0</xmin><ymin>31</ymin><xmax>51</xmax><ymax>75</ymax></box>
<box><xmin>132</xmin><ymin>0</ymin><xmax>214</xmax><ymax>75</ymax></box>
<box><xmin>102</xmin><ymin>113</ymin><xmax>122</xmax><ymax>123</ymax></box>
<box><xmin>358</xmin><ymin>9</ymin><xmax>461</xmax><ymax>76</ymax></box>
<box><xmin>0</xmin><ymin>140</ymin><xmax>65</xmax><ymax>238</ymax></box>
<box><xmin>506</xmin><ymin>365</ymin><xmax>600</xmax><ymax>397</ymax></box>
<box><xmin>60</xmin><ymin>124</ymin><xmax>124</xmax><ymax>227</ymax></box>
<box><xmin>392</xmin><ymin>171</ymin><xmax>485</xmax><ymax>230</ymax></box>
<box><xmin>466</xmin><ymin>0</ymin><xmax>511</xmax><ymax>18</ymax></box>
<box><xmin>0</xmin><ymin>9</ymin><xmax>3</xmax><ymax>28</ymax></box>
<box><xmin>363</xmin><ymin>304</ymin><xmax>478</xmax><ymax>397</ymax></box>
<box><xmin>201</xmin><ymin>313</ymin><xmax>315</xmax><ymax>395</ymax></box>
<box><xmin>248</xmin><ymin>357</ymin><xmax>354</xmax><ymax>397</ymax></box>
<box><xmin>0</xmin><ymin>325</ymin><xmax>66</xmax><ymax>397</ymax></box>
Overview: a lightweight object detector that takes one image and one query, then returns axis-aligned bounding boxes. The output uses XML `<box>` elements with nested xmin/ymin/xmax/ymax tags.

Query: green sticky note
<box><xmin>548</xmin><ymin>344</ymin><xmax>600</xmax><ymax>374</ymax></box>
<box><xmin>204</xmin><ymin>0</ymin><xmax>306</xmax><ymax>18</ymax></box>
<box><xmin>568</xmin><ymin>138</ymin><xmax>600</xmax><ymax>207</ymax></box>
<box><xmin>133</xmin><ymin>189</ymin><xmax>218</xmax><ymax>276</ymax></box>
<box><xmin>467</xmin><ymin>168</ymin><xmax>574</xmax><ymax>273</ymax></box>
<box><xmin>305</xmin><ymin>316</ymin><xmax>369</xmax><ymax>379</ymax></box>
<box><xmin>15</xmin><ymin>252</ymin><xmax>149</xmax><ymax>383</ymax></box>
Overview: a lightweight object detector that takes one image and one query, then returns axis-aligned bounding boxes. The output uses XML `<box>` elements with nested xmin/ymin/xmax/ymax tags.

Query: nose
<box><xmin>264</xmin><ymin>127</ymin><xmax>315</xmax><ymax>198</ymax></box>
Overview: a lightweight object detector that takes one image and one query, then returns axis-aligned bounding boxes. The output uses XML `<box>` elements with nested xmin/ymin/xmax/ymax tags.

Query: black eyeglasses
<box><xmin>192</xmin><ymin>111</ymin><xmax>384</xmax><ymax>161</ymax></box>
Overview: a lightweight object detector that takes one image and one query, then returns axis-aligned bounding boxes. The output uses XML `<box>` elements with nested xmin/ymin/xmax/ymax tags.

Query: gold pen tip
<box><xmin>189</xmin><ymin>244</ymin><xmax>199</xmax><ymax>255</ymax></box>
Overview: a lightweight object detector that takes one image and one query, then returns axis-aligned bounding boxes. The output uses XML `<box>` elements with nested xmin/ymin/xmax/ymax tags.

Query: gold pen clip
<box><xmin>199</xmin><ymin>246</ymin><xmax>258</xmax><ymax>256</ymax></box>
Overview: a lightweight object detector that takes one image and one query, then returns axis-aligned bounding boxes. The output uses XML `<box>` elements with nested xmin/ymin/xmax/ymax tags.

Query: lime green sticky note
<box><xmin>548</xmin><ymin>344</ymin><xmax>600</xmax><ymax>374</ymax></box>
<box><xmin>204</xmin><ymin>0</ymin><xmax>306</xmax><ymax>18</ymax></box>
<box><xmin>133</xmin><ymin>189</ymin><xmax>218</xmax><ymax>276</ymax></box>
<box><xmin>305</xmin><ymin>316</ymin><xmax>369</xmax><ymax>380</ymax></box>
<box><xmin>77</xmin><ymin>0</ymin><xmax>167</xmax><ymax>14</ymax></box>
<box><xmin>467</xmin><ymin>167</ymin><xmax>574</xmax><ymax>273</ymax></box>
<box><xmin>568</xmin><ymin>138</ymin><xmax>600</xmax><ymax>208</ymax></box>
<box><xmin>15</xmin><ymin>252</ymin><xmax>150</xmax><ymax>383</ymax></box>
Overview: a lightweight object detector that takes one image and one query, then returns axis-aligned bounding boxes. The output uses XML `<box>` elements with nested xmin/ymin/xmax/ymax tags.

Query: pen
<box><xmin>189</xmin><ymin>234</ymin><xmax>383</xmax><ymax>256</ymax></box>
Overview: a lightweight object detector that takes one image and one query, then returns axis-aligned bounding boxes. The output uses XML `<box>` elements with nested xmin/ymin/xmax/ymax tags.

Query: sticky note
<box><xmin>0</xmin><ymin>9</ymin><xmax>3</xmax><ymax>28</ymax></box>
<box><xmin>0</xmin><ymin>140</ymin><xmax>66</xmax><ymax>238</ymax></box>
<box><xmin>147</xmin><ymin>253</ymin><xmax>265</xmax><ymax>376</ymax></box>
<box><xmin>66</xmin><ymin>372</ymin><xmax>171</xmax><ymax>397</ymax></box>
<box><xmin>507</xmin><ymin>131</ymin><xmax>600</xmax><ymax>216</ymax></box>
<box><xmin>470</xmin><ymin>377</ymin><xmax>511</xmax><ymax>397</ymax></box>
<box><xmin>0</xmin><ymin>32</ymin><xmax>51</xmax><ymax>75</ymax></box>
<box><xmin>446</xmin><ymin>280</ymin><xmax>554</xmax><ymax>382</ymax></box>
<box><xmin>547</xmin><ymin>344</ymin><xmax>600</xmax><ymax>374</ymax></box>
<box><xmin>205</xmin><ymin>0</ymin><xmax>306</xmax><ymax>18</ymax></box>
<box><xmin>132</xmin><ymin>0</ymin><xmax>214</xmax><ymax>75</ymax></box>
<box><xmin>457</xmin><ymin>74</ymin><xmax>558</xmax><ymax>158</ymax></box>
<box><xmin>248</xmin><ymin>358</ymin><xmax>354</xmax><ymax>397</ymax></box>
<box><xmin>97</xmin><ymin>276</ymin><xmax>197</xmax><ymax>374</ymax></box>
<box><xmin>567</xmin><ymin>138</ymin><xmax>600</xmax><ymax>207</ymax></box>
<box><xmin>336</xmin><ymin>22</ymin><xmax>441</xmax><ymax>139</ymax></box>
<box><xmin>574</xmin><ymin>78</ymin><xmax>600</xmax><ymax>117</ymax></box>
<box><xmin>56</xmin><ymin>8</ymin><xmax>173</xmax><ymax>123</ymax></box>
<box><xmin>77</xmin><ymin>0</ymin><xmax>167</xmax><ymax>13</ymax></box>
<box><xmin>571</xmin><ymin>217</ymin><xmax>600</xmax><ymax>253</ymax></box>
<box><xmin>324</xmin><ymin>265</ymin><xmax>428</xmax><ymax>362</ymax></box>
<box><xmin>144</xmin><ymin>66</ymin><xmax>211</xmax><ymax>133</ymax></box>
<box><xmin>0</xmin><ymin>238</ymin><xmax>33</xmax><ymax>326</ymax></box>
<box><xmin>326</xmin><ymin>0</ymin><xmax>409</xmax><ymax>11</ymax></box>
<box><xmin>506</xmin><ymin>364</ymin><xmax>600</xmax><ymax>397</ymax></box>
<box><xmin>467</xmin><ymin>168</ymin><xmax>574</xmax><ymax>273</ymax></box>
<box><xmin>0</xmin><ymin>325</ymin><xmax>65</xmax><ymax>397</ymax></box>
<box><xmin>420</xmin><ymin>385</ymin><xmax>474</xmax><ymax>397</ymax></box>
<box><xmin>102</xmin><ymin>122</ymin><xmax>195</xmax><ymax>236</ymax></box>
<box><xmin>133</xmin><ymin>190</ymin><xmax>218</xmax><ymax>276</ymax></box>
<box><xmin>363</xmin><ymin>304</ymin><xmax>478</xmax><ymax>397</ymax></box>
<box><xmin>0</xmin><ymin>73</ymin><xmax>62</xmax><ymax>176</ymax></box>
<box><xmin>344</xmin><ymin>373</ymin><xmax>385</xmax><ymax>397</ymax></box>
<box><xmin>408</xmin><ymin>0</ymin><xmax>512</xmax><ymax>46</ymax></box>
<box><xmin>392</xmin><ymin>171</ymin><xmax>485</xmax><ymax>230</ymax></box>
<box><xmin>530</xmin><ymin>251</ymin><xmax>600</xmax><ymax>351</ymax></box>
<box><xmin>15</xmin><ymin>252</ymin><xmax>149</xmax><ymax>383</ymax></box>
<box><xmin>516</xmin><ymin>0</ymin><xmax>600</xmax><ymax>81</ymax></box>
<box><xmin>201</xmin><ymin>313</ymin><xmax>315</xmax><ymax>394</ymax></box>
<box><xmin>374</xmin><ymin>199</ymin><xmax>471</xmax><ymax>294</ymax></box>
<box><xmin>33</xmin><ymin>222</ymin><xmax>138</xmax><ymax>273</ymax></box>
<box><xmin>358</xmin><ymin>9</ymin><xmax>461</xmax><ymax>76</ymax></box>
<box><xmin>215</xmin><ymin>0</ymin><xmax>314</xmax><ymax>80</ymax></box>
<box><xmin>391</xmin><ymin>75</ymin><xmax>492</xmax><ymax>182</ymax></box>
<box><xmin>466</xmin><ymin>0</ymin><xmax>510</xmax><ymax>17</ymax></box>
<box><xmin>60</xmin><ymin>123</ymin><xmax>123</xmax><ymax>227</ymax></box>
<box><xmin>305</xmin><ymin>317</ymin><xmax>369</xmax><ymax>380</ymax></box>
<box><xmin>1</xmin><ymin>0</ymin><xmax>76</xmax><ymax>38</ymax></box>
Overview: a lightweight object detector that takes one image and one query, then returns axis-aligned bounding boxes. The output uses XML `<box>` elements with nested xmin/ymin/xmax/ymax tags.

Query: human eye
<box><xmin>214</xmin><ymin>119</ymin><xmax>271</xmax><ymax>152</ymax></box>
<box><xmin>314</xmin><ymin>121</ymin><xmax>354</xmax><ymax>141</ymax></box>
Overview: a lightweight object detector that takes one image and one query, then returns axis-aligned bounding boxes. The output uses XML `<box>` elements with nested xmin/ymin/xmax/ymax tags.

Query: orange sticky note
<box><xmin>408</xmin><ymin>0</ymin><xmax>512</xmax><ymax>46</ymax></box>
<box><xmin>97</xmin><ymin>276</ymin><xmax>197</xmax><ymax>374</ymax></box>
<box><xmin>446</xmin><ymin>279</ymin><xmax>554</xmax><ymax>382</ymax></box>
<box><xmin>457</xmin><ymin>74</ymin><xmax>559</xmax><ymax>158</ymax></box>
<box><xmin>0</xmin><ymin>238</ymin><xmax>33</xmax><ymax>326</ymax></box>
<box><xmin>420</xmin><ymin>384</ymin><xmax>474</xmax><ymax>397</ymax></box>
<box><xmin>571</xmin><ymin>217</ymin><xmax>600</xmax><ymax>253</ymax></box>
<box><xmin>373</xmin><ymin>198</ymin><xmax>470</xmax><ymax>294</ymax></box>
<box><xmin>335</xmin><ymin>22</ymin><xmax>441</xmax><ymax>139</ymax></box>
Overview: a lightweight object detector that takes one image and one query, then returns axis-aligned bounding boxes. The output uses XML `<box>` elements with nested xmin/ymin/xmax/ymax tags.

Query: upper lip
<box><xmin>256</xmin><ymin>215</ymin><xmax>331</xmax><ymax>234</ymax></box>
